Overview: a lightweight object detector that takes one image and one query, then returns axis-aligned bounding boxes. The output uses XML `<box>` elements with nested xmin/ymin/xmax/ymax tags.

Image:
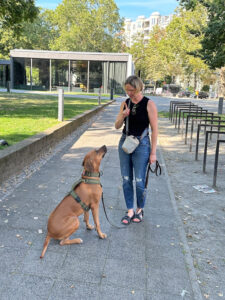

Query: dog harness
<box><xmin>68</xmin><ymin>171</ymin><xmax>101</xmax><ymax>212</ymax></box>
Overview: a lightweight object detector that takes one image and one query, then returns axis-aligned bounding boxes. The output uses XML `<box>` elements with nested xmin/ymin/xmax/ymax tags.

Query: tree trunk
<box><xmin>194</xmin><ymin>72</ymin><xmax>197</xmax><ymax>91</ymax></box>
<box><xmin>220</xmin><ymin>67</ymin><xmax>225</xmax><ymax>98</ymax></box>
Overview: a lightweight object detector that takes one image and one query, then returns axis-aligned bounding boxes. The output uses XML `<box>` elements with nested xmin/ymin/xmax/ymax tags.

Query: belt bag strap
<box><xmin>140</xmin><ymin>127</ymin><xmax>149</xmax><ymax>140</ymax></box>
<box><xmin>125</xmin><ymin>100</ymin><xmax>131</xmax><ymax>136</ymax></box>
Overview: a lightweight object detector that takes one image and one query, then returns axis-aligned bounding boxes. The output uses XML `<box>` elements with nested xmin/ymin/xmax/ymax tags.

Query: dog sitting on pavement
<box><xmin>40</xmin><ymin>145</ymin><xmax>107</xmax><ymax>258</ymax></box>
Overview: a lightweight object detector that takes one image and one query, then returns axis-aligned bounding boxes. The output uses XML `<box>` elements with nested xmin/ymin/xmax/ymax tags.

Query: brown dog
<box><xmin>40</xmin><ymin>145</ymin><xmax>107</xmax><ymax>258</ymax></box>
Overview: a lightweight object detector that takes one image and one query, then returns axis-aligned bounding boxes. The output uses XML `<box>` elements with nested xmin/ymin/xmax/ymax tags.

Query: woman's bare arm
<box><xmin>147</xmin><ymin>100</ymin><xmax>158</xmax><ymax>164</ymax></box>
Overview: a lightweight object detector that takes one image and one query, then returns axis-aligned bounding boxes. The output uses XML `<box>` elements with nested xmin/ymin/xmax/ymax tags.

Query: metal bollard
<box><xmin>58</xmin><ymin>88</ymin><xmax>64</xmax><ymax>121</ymax></box>
<box><xmin>7</xmin><ymin>81</ymin><xmax>10</xmax><ymax>93</ymax></box>
<box><xmin>218</xmin><ymin>97</ymin><xmax>224</xmax><ymax>114</ymax></box>
<box><xmin>98</xmin><ymin>87</ymin><xmax>101</xmax><ymax>105</ymax></box>
<box><xmin>110</xmin><ymin>88</ymin><xmax>114</xmax><ymax>100</ymax></box>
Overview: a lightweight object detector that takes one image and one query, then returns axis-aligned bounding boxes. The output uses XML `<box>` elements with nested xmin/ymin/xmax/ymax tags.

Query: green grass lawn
<box><xmin>0</xmin><ymin>92</ymin><xmax>109</xmax><ymax>149</ymax></box>
<box><xmin>158</xmin><ymin>112</ymin><xmax>169</xmax><ymax>118</ymax></box>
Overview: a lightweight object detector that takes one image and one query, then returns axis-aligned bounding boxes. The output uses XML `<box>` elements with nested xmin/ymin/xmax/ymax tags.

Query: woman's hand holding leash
<box><xmin>149</xmin><ymin>152</ymin><xmax>156</xmax><ymax>165</ymax></box>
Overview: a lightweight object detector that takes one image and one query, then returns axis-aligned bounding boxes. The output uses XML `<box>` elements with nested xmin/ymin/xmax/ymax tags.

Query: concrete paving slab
<box><xmin>18</xmin><ymin>249</ymin><xmax>67</xmax><ymax>278</ymax></box>
<box><xmin>0</xmin><ymin>274</ymin><xmax>54</xmax><ymax>300</ymax></box>
<box><xmin>146</xmin><ymin>255</ymin><xmax>192</xmax><ymax>294</ymax></box>
<box><xmin>58</xmin><ymin>254</ymin><xmax>104</xmax><ymax>284</ymax></box>
<box><xmin>102</xmin><ymin>258</ymin><xmax>146</xmax><ymax>290</ymax></box>
<box><xmin>100</xmin><ymin>284</ymin><xmax>145</xmax><ymax>300</ymax></box>
<box><xmin>48</xmin><ymin>280</ymin><xmax>99</xmax><ymax>300</ymax></box>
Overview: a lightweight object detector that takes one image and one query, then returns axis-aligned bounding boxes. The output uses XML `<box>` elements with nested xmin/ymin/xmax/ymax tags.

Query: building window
<box><xmin>70</xmin><ymin>60</ymin><xmax>88</xmax><ymax>92</ymax></box>
<box><xmin>89</xmin><ymin>61</ymin><xmax>103</xmax><ymax>93</ymax></box>
<box><xmin>13</xmin><ymin>57</ymin><xmax>31</xmax><ymax>89</ymax></box>
<box><xmin>0</xmin><ymin>65</ymin><xmax>5</xmax><ymax>87</ymax></box>
<box><xmin>109</xmin><ymin>62</ymin><xmax>127</xmax><ymax>94</ymax></box>
<box><xmin>32</xmin><ymin>58</ymin><xmax>50</xmax><ymax>90</ymax></box>
<box><xmin>51</xmin><ymin>59</ymin><xmax>69</xmax><ymax>91</ymax></box>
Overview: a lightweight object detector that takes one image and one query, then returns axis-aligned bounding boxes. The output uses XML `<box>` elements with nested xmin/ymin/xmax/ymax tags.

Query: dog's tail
<box><xmin>40</xmin><ymin>235</ymin><xmax>51</xmax><ymax>259</ymax></box>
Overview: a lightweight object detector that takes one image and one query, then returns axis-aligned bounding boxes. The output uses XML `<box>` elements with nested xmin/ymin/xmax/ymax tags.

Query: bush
<box><xmin>187</xmin><ymin>86</ymin><xmax>194</xmax><ymax>93</ymax></box>
<box><xmin>201</xmin><ymin>85</ymin><xmax>210</xmax><ymax>92</ymax></box>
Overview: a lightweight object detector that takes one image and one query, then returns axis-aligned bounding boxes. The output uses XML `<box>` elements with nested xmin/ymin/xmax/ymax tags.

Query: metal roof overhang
<box><xmin>10</xmin><ymin>49</ymin><xmax>130</xmax><ymax>62</ymax></box>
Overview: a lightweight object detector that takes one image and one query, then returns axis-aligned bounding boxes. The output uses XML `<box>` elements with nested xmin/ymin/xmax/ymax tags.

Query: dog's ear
<box><xmin>83</xmin><ymin>158</ymin><xmax>94</xmax><ymax>172</ymax></box>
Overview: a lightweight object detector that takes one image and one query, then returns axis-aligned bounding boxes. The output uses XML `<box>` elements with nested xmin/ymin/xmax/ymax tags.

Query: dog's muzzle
<box><xmin>98</xmin><ymin>145</ymin><xmax>107</xmax><ymax>155</ymax></box>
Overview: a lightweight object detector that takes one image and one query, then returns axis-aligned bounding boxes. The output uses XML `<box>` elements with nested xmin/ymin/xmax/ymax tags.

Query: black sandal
<box><xmin>121</xmin><ymin>211</ymin><xmax>135</xmax><ymax>225</ymax></box>
<box><xmin>132</xmin><ymin>210</ymin><xmax>144</xmax><ymax>223</ymax></box>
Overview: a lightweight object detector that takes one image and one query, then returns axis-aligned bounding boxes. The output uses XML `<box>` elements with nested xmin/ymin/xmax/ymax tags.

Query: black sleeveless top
<box><xmin>122</xmin><ymin>96</ymin><xmax>150</xmax><ymax>136</ymax></box>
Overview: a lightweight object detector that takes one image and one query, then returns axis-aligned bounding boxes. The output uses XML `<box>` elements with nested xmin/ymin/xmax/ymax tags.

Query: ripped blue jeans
<box><xmin>118</xmin><ymin>134</ymin><xmax>151</xmax><ymax>210</ymax></box>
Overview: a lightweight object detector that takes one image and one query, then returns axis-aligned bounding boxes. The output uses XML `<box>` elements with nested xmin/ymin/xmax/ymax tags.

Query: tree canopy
<box><xmin>0</xmin><ymin>9</ymin><xmax>56</xmax><ymax>57</ymax></box>
<box><xmin>48</xmin><ymin>0</ymin><xmax>124</xmax><ymax>52</ymax></box>
<box><xmin>179</xmin><ymin>0</ymin><xmax>225</xmax><ymax>69</ymax></box>
<box><xmin>0</xmin><ymin>0</ymin><xmax>39</xmax><ymax>34</ymax></box>
<box><xmin>129</xmin><ymin>5</ymin><xmax>212</xmax><ymax>89</ymax></box>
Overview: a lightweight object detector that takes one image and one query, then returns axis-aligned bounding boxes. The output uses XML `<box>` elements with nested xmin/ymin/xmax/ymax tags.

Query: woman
<box><xmin>115</xmin><ymin>75</ymin><xmax>158</xmax><ymax>224</ymax></box>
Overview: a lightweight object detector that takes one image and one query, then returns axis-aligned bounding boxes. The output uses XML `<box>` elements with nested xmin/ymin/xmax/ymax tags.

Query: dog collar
<box><xmin>82</xmin><ymin>170</ymin><xmax>101</xmax><ymax>177</ymax></box>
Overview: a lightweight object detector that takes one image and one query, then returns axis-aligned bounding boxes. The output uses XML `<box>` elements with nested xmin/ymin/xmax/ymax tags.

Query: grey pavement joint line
<box><xmin>158</xmin><ymin>144</ymin><xmax>203</xmax><ymax>300</ymax></box>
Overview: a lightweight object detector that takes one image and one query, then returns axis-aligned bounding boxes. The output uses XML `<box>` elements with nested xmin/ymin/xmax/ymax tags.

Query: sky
<box><xmin>35</xmin><ymin>0</ymin><xmax>179</xmax><ymax>20</ymax></box>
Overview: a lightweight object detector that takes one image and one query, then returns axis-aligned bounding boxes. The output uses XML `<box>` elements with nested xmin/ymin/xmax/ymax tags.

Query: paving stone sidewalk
<box><xmin>0</xmin><ymin>99</ymin><xmax>201</xmax><ymax>300</ymax></box>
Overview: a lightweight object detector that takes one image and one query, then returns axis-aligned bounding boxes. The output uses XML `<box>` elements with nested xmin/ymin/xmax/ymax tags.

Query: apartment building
<box><xmin>124</xmin><ymin>12</ymin><xmax>173</xmax><ymax>47</ymax></box>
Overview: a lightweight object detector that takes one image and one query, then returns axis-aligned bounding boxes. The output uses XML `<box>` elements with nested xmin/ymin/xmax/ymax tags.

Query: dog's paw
<box><xmin>86</xmin><ymin>224</ymin><xmax>94</xmax><ymax>231</ymax></box>
<box><xmin>99</xmin><ymin>233</ymin><xmax>107</xmax><ymax>239</ymax></box>
<box><xmin>79</xmin><ymin>238</ymin><xmax>83</xmax><ymax>244</ymax></box>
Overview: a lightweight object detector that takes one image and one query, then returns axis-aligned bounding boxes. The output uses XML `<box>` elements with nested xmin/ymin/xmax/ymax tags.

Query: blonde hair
<box><xmin>125</xmin><ymin>75</ymin><xmax>144</xmax><ymax>92</ymax></box>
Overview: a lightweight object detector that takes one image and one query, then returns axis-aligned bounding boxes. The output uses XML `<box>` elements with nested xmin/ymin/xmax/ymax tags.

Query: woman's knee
<box><xmin>135</xmin><ymin>177</ymin><xmax>145</xmax><ymax>190</ymax></box>
<box><xmin>122</xmin><ymin>175</ymin><xmax>132</xmax><ymax>186</ymax></box>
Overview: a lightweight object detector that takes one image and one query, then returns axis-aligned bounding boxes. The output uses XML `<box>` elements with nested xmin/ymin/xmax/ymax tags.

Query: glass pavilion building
<box><xmin>9</xmin><ymin>49</ymin><xmax>133</xmax><ymax>94</ymax></box>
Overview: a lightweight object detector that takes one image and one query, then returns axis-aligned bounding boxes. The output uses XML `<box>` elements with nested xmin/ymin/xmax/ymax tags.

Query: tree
<box><xmin>162</xmin><ymin>6</ymin><xmax>211</xmax><ymax>89</ymax></box>
<box><xmin>145</xmin><ymin>26</ymin><xmax>168</xmax><ymax>88</ymax></box>
<box><xmin>179</xmin><ymin>0</ymin><xmax>225</xmax><ymax>96</ymax></box>
<box><xmin>179</xmin><ymin>0</ymin><xmax>225</xmax><ymax>69</ymax></box>
<box><xmin>48</xmin><ymin>0</ymin><xmax>124</xmax><ymax>52</ymax></box>
<box><xmin>0</xmin><ymin>10</ymin><xmax>57</xmax><ymax>58</ymax></box>
<box><xmin>129</xmin><ymin>7</ymin><xmax>213</xmax><ymax>90</ymax></box>
<box><xmin>0</xmin><ymin>0</ymin><xmax>39</xmax><ymax>34</ymax></box>
<box><xmin>129</xmin><ymin>33</ymin><xmax>148</xmax><ymax>79</ymax></box>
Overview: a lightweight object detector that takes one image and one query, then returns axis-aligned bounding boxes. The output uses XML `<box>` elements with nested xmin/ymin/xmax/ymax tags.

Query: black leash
<box><xmin>101</xmin><ymin>192</ymin><xmax>126</xmax><ymax>229</ymax></box>
<box><xmin>145</xmin><ymin>160</ymin><xmax>162</xmax><ymax>187</ymax></box>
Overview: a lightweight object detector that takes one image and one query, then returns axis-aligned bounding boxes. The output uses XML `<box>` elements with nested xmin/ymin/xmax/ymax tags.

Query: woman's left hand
<box><xmin>149</xmin><ymin>153</ymin><xmax>156</xmax><ymax>165</ymax></box>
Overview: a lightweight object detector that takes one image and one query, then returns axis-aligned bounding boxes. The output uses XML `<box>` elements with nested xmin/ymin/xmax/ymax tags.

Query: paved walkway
<box><xmin>0</xmin><ymin>99</ymin><xmax>201</xmax><ymax>299</ymax></box>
